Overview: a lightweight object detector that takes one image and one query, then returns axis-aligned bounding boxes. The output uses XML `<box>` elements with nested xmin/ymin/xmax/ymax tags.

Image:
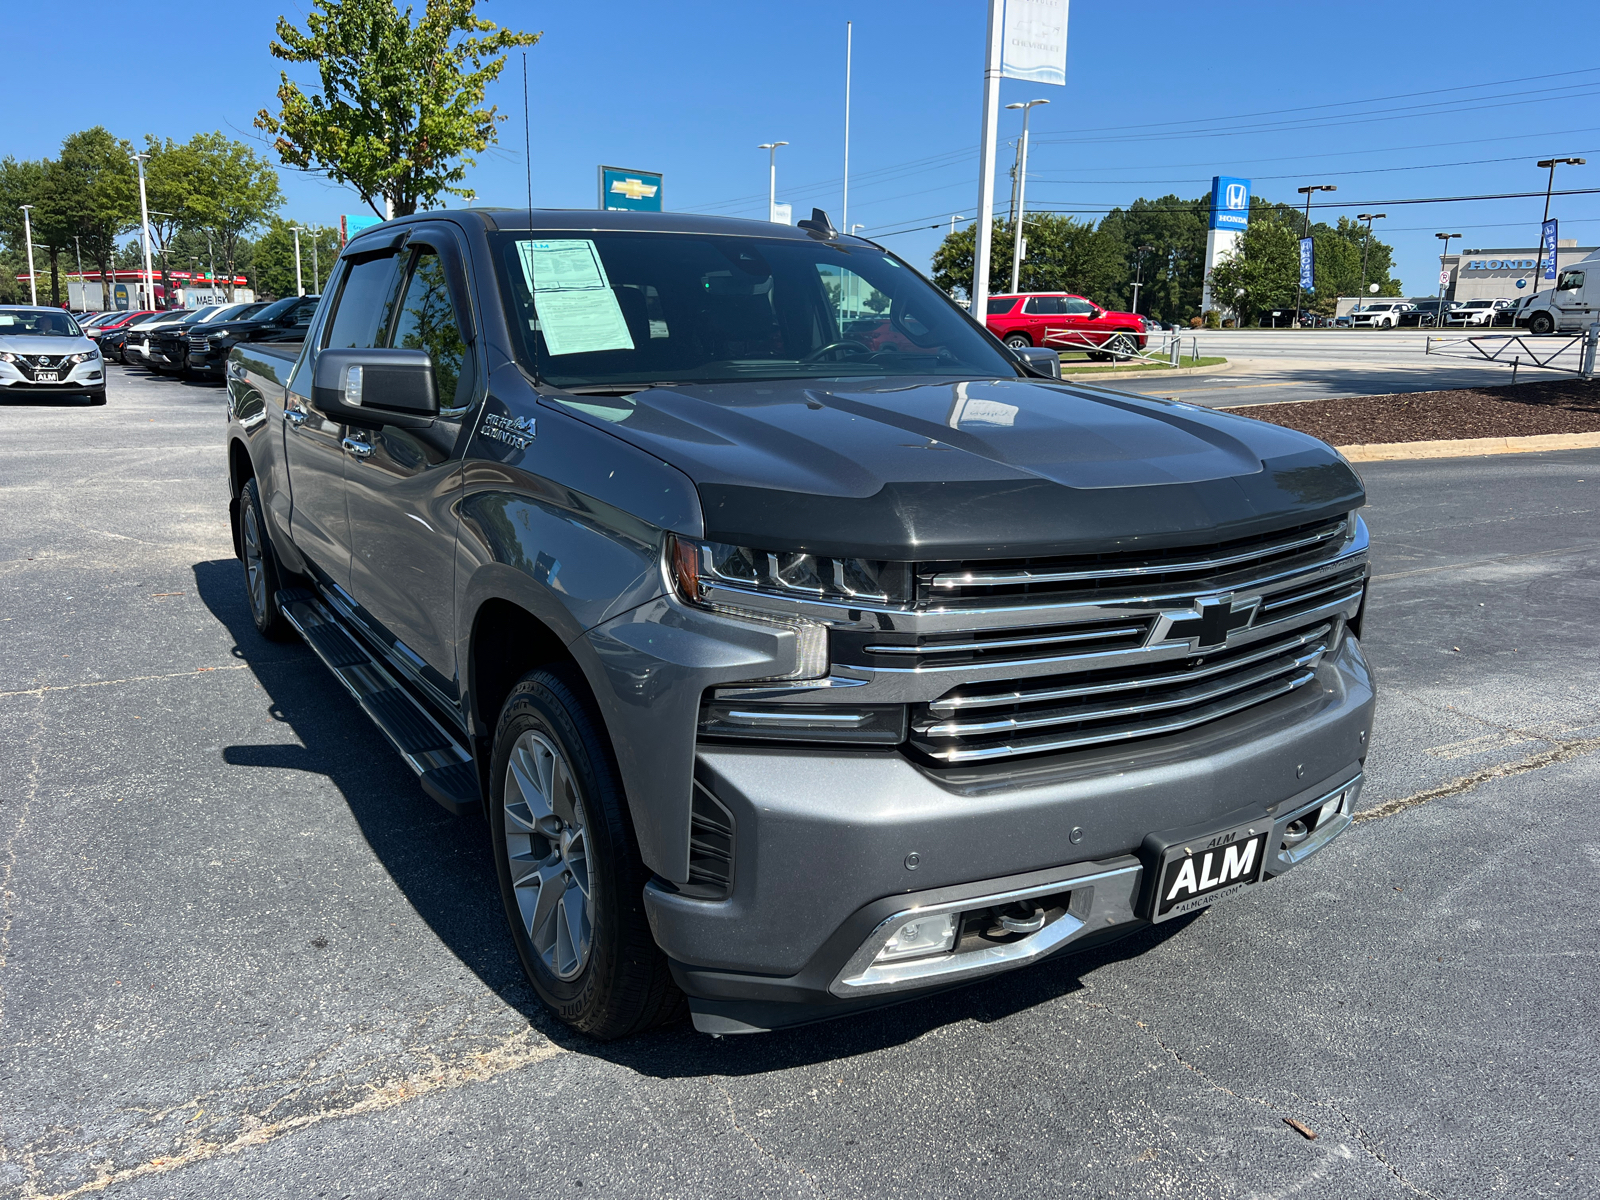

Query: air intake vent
<box><xmin>684</xmin><ymin>781</ymin><xmax>735</xmax><ymax>900</ymax></box>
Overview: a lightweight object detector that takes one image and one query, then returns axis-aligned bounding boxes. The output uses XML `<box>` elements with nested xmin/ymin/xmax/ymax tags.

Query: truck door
<box><xmin>343</xmin><ymin>229</ymin><xmax>480</xmax><ymax>703</ymax></box>
<box><xmin>1553</xmin><ymin>268</ymin><xmax>1592</xmax><ymax>327</ymax></box>
<box><xmin>284</xmin><ymin>246</ymin><xmax>403</xmax><ymax>588</ymax></box>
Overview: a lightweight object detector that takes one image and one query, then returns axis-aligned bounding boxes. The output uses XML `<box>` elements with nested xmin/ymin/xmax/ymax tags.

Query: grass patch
<box><xmin>1057</xmin><ymin>355</ymin><xmax>1226</xmax><ymax>375</ymax></box>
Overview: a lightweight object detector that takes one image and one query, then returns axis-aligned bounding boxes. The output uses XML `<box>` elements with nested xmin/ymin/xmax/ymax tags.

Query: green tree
<box><xmin>184</xmin><ymin>132</ymin><xmax>284</xmax><ymax>289</ymax></box>
<box><xmin>1206</xmin><ymin>217</ymin><xmax>1301</xmax><ymax>326</ymax></box>
<box><xmin>1096</xmin><ymin>194</ymin><xmax>1211</xmax><ymax>324</ymax></box>
<box><xmin>0</xmin><ymin>158</ymin><xmax>51</xmax><ymax>303</ymax></box>
<box><xmin>252</xmin><ymin>218</ymin><xmax>340</xmax><ymax>298</ymax></box>
<box><xmin>55</xmin><ymin>128</ymin><xmax>138</xmax><ymax>304</ymax></box>
<box><xmin>931</xmin><ymin>214</ymin><xmax>1124</xmax><ymax>306</ymax></box>
<box><xmin>257</xmin><ymin>0</ymin><xmax>540</xmax><ymax>218</ymax></box>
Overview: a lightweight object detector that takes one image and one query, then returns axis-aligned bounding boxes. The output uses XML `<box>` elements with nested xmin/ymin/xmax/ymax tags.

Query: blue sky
<box><xmin>10</xmin><ymin>1</ymin><xmax>1600</xmax><ymax>296</ymax></box>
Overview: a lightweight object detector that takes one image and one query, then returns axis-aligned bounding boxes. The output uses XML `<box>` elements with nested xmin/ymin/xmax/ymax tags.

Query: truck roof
<box><xmin>352</xmin><ymin>207</ymin><xmax>869</xmax><ymax>246</ymax></box>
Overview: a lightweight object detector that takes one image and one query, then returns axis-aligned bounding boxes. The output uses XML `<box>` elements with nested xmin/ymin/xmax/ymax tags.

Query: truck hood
<box><xmin>542</xmin><ymin>375</ymin><xmax>1363</xmax><ymax>559</ymax></box>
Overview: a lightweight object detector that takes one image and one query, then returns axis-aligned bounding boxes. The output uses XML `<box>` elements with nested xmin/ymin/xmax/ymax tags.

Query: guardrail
<box><xmin>1041</xmin><ymin>328</ymin><xmax>1201</xmax><ymax>369</ymax></box>
<box><xmin>1424</xmin><ymin>324</ymin><xmax>1599</xmax><ymax>381</ymax></box>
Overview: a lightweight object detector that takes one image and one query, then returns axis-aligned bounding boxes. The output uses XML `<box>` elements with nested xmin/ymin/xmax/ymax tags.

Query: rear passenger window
<box><xmin>390</xmin><ymin>249</ymin><xmax>475</xmax><ymax>408</ymax></box>
<box><xmin>324</xmin><ymin>255</ymin><xmax>400</xmax><ymax>349</ymax></box>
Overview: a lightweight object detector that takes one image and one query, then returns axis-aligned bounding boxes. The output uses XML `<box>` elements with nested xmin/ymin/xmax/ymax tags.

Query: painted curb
<box><xmin>1059</xmin><ymin>360</ymin><xmax>1235</xmax><ymax>382</ymax></box>
<box><xmin>1337</xmin><ymin>431</ymin><xmax>1600</xmax><ymax>462</ymax></box>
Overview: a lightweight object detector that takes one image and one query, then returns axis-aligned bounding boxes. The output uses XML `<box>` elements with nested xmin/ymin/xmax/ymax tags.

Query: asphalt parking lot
<box><xmin>1109</xmin><ymin>328</ymin><xmax>1581</xmax><ymax>408</ymax></box>
<box><xmin>2</xmin><ymin>366</ymin><xmax>1596</xmax><ymax>1199</ymax></box>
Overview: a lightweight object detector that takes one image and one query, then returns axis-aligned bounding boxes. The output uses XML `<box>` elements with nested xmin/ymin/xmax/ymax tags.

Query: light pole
<box><xmin>842</xmin><ymin>22</ymin><xmax>852</xmax><ymax>234</ymax></box>
<box><xmin>73</xmin><ymin>236</ymin><xmax>84</xmax><ymax>306</ymax></box>
<box><xmin>130</xmin><ymin>153</ymin><xmax>157</xmax><ymax>309</ymax></box>
<box><xmin>309</xmin><ymin>226</ymin><xmax>320</xmax><ymax>293</ymax></box>
<box><xmin>1434</xmin><ymin>232</ymin><xmax>1462</xmax><ymax>323</ymax></box>
<box><xmin>1004</xmin><ymin>99</ymin><xmax>1049</xmax><ymax>295</ymax></box>
<box><xmin>1294</xmin><ymin>183</ymin><xmax>1337</xmax><ymax>327</ymax></box>
<box><xmin>289</xmin><ymin>226</ymin><xmax>305</xmax><ymax>296</ymax></box>
<box><xmin>1356</xmin><ymin>212</ymin><xmax>1386</xmax><ymax>305</ymax></box>
<box><xmin>1532</xmin><ymin>157</ymin><xmax>1585</xmax><ymax>297</ymax></box>
<box><xmin>18</xmin><ymin>205</ymin><xmax>37</xmax><ymax>305</ymax></box>
<box><xmin>1129</xmin><ymin>243</ymin><xmax>1155</xmax><ymax>316</ymax></box>
<box><xmin>757</xmin><ymin>143</ymin><xmax>788</xmax><ymax>223</ymax></box>
<box><xmin>189</xmin><ymin>257</ymin><xmax>199</xmax><ymax>306</ymax></box>
<box><xmin>950</xmin><ymin>214</ymin><xmax>965</xmax><ymax>236</ymax></box>
<box><xmin>970</xmin><ymin>0</ymin><xmax>1004</xmax><ymax>319</ymax></box>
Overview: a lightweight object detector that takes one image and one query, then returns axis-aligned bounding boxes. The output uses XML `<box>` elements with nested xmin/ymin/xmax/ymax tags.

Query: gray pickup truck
<box><xmin>225</xmin><ymin>208</ymin><xmax>1373</xmax><ymax>1038</ymax></box>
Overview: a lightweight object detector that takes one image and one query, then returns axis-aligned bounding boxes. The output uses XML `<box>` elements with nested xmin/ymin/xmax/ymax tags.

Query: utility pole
<box><xmin>207</xmin><ymin>233</ymin><xmax>218</xmax><ymax>304</ymax></box>
<box><xmin>1004</xmin><ymin>99</ymin><xmax>1049</xmax><ymax>295</ymax></box>
<box><xmin>842</xmin><ymin>22</ymin><xmax>852</xmax><ymax>235</ymax></box>
<box><xmin>1532</xmin><ymin>157</ymin><xmax>1585</xmax><ymax>297</ymax></box>
<box><xmin>290</xmin><ymin>226</ymin><xmax>305</xmax><ymax>296</ymax></box>
<box><xmin>1434</xmin><ymin>232</ymin><xmax>1462</xmax><ymax>320</ymax></box>
<box><xmin>73</xmin><ymin>236</ymin><xmax>84</xmax><ymax>306</ymax></box>
<box><xmin>970</xmin><ymin>0</ymin><xmax>1003</xmax><ymax>320</ymax></box>
<box><xmin>1356</xmin><ymin>212</ymin><xmax>1386</xmax><ymax>302</ymax></box>
<box><xmin>19</xmin><ymin>205</ymin><xmax>37</xmax><ymax>305</ymax></box>
<box><xmin>1130</xmin><ymin>244</ymin><xmax>1154</xmax><ymax>315</ymax></box>
<box><xmin>130</xmin><ymin>153</ymin><xmax>157</xmax><ymax>309</ymax></box>
<box><xmin>1294</xmin><ymin>183</ymin><xmax>1337</xmax><ymax>327</ymax></box>
<box><xmin>757</xmin><ymin>142</ymin><xmax>788</xmax><ymax>223</ymax></box>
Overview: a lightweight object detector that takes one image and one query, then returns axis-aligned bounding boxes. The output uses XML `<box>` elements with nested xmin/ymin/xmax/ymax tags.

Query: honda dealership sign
<box><xmin>1299</xmin><ymin>237</ymin><xmax>1315</xmax><ymax>291</ymax></box>
<box><xmin>1542</xmin><ymin>219</ymin><xmax>1559</xmax><ymax>281</ymax></box>
<box><xmin>1001</xmin><ymin>0</ymin><xmax>1069</xmax><ymax>86</ymax></box>
<box><xmin>1210</xmin><ymin>176</ymin><xmax>1251</xmax><ymax>231</ymax></box>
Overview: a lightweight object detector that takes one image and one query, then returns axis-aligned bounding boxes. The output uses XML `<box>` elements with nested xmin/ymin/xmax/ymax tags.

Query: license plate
<box><xmin>35</xmin><ymin>371</ymin><xmax>58</xmax><ymax>382</ymax></box>
<box><xmin>1153</xmin><ymin>822</ymin><xmax>1267</xmax><ymax>922</ymax></box>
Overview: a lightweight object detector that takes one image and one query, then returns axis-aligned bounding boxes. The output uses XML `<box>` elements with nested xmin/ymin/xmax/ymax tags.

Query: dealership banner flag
<box><xmin>1299</xmin><ymin>237</ymin><xmax>1314</xmax><ymax>291</ymax></box>
<box><xmin>1543</xmin><ymin>219</ymin><xmax>1559</xmax><ymax>280</ymax></box>
<box><xmin>1002</xmin><ymin>0</ymin><xmax>1069</xmax><ymax>86</ymax></box>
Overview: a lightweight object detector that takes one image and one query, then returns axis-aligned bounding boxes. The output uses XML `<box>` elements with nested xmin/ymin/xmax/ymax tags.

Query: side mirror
<box><xmin>1013</xmin><ymin>346</ymin><xmax>1061</xmax><ymax>379</ymax></box>
<box><xmin>311</xmin><ymin>347</ymin><xmax>437</xmax><ymax>427</ymax></box>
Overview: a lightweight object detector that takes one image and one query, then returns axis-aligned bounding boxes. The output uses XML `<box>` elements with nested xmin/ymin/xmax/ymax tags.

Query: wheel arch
<box><xmin>227</xmin><ymin>436</ymin><xmax>255</xmax><ymax>560</ymax></box>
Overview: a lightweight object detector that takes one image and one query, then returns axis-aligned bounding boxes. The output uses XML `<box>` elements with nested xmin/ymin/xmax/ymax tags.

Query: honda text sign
<box><xmin>1210</xmin><ymin>176</ymin><xmax>1251</xmax><ymax>231</ymax></box>
<box><xmin>1543</xmin><ymin>219</ymin><xmax>1559</xmax><ymax>281</ymax></box>
<box><xmin>1299</xmin><ymin>237</ymin><xmax>1315</xmax><ymax>291</ymax></box>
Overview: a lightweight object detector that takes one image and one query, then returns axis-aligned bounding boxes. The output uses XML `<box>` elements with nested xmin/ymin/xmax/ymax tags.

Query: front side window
<box><xmin>324</xmin><ymin>255</ymin><xmax>400</xmax><ymax>349</ymax></box>
<box><xmin>494</xmin><ymin>231</ymin><xmax>1016</xmax><ymax>390</ymax></box>
<box><xmin>1557</xmin><ymin>270</ymin><xmax>1585</xmax><ymax>292</ymax></box>
<box><xmin>1064</xmin><ymin>297</ymin><xmax>1096</xmax><ymax>316</ymax></box>
<box><xmin>391</xmin><ymin>249</ymin><xmax>474</xmax><ymax>407</ymax></box>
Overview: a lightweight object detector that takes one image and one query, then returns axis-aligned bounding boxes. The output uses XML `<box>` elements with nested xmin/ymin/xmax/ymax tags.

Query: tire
<box><xmin>1003</xmin><ymin>333</ymin><xmax>1031</xmax><ymax>349</ymax></box>
<box><xmin>238</xmin><ymin>476</ymin><xmax>293</xmax><ymax>641</ymax></box>
<box><xmin>489</xmin><ymin>668</ymin><xmax>683</xmax><ymax>1040</ymax></box>
<box><xmin>1107</xmin><ymin>332</ymin><xmax>1139</xmax><ymax>361</ymax></box>
<box><xmin>1529</xmin><ymin>312</ymin><xmax>1556</xmax><ymax>336</ymax></box>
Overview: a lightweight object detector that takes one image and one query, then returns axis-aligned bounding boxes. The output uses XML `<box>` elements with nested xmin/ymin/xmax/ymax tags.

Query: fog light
<box><xmin>1316</xmin><ymin>789</ymin><xmax>1347</xmax><ymax>828</ymax></box>
<box><xmin>874</xmin><ymin>912</ymin><xmax>956</xmax><ymax>963</ymax></box>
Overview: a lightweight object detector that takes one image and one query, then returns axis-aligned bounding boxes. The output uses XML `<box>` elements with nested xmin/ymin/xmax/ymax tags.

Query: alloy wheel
<box><xmin>504</xmin><ymin>730</ymin><xmax>593</xmax><ymax>981</ymax></box>
<box><xmin>240</xmin><ymin>502</ymin><xmax>267</xmax><ymax>624</ymax></box>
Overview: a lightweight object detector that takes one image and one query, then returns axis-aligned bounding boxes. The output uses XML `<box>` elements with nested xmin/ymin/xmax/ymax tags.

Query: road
<box><xmin>1104</xmin><ymin>328</ymin><xmax>1583</xmax><ymax>408</ymax></box>
<box><xmin>2</xmin><ymin>368</ymin><xmax>1596</xmax><ymax>1199</ymax></box>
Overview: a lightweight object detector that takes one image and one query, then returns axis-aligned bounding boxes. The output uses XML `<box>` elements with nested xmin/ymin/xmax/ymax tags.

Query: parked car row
<box><xmin>87</xmin><ymin>295</ymin><xmax>322</xmax><ymax>379</ymax></box>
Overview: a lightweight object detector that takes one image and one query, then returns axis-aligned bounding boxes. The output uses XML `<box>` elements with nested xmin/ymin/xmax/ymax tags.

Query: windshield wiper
<box><xmin>563</xmin><ymin>383</ymin><xmax>681</xmax><ymax>396</ymax></box>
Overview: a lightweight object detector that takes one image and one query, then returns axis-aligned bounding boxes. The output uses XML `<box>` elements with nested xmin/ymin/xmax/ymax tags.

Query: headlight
<box><xmin>65</xmin><ymin>351</ymin><xmax>99</xmax><ymax>365</ymax></box>
<box><xmin>0</xmin><ymin>351</ymin><xmax>16</xmax><ymax>363</ymax></box>
<box><xmin>211</xmin><ymin>330</ymin><xmax>229</xmax><ymax>339</ymax></box>
<box><xmin>668</xmin><ymin>535</ymin><xmax>911</xmax><ymax>608</ymax></box>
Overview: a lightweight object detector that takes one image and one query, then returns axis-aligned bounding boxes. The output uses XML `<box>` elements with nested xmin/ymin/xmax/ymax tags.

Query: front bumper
<box><xmin>647</xmin><ymin>636</ymin><xmax>1374</xmax><ymax>1033</ymax></box>
<box><xmin>0</xmin><ymin>361</ymin><xmax>105</xmax><ymax>395</ymax></box>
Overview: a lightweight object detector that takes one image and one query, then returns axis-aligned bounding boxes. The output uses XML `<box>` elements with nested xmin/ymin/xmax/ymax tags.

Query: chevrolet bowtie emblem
<box><xmin>609</xmin><ymin>177</ymin><xmax>658</xmax><ymax>201</ymax></box>
<box><xmin>1163</xmin><ymin>594</ymin><xmax>1260</xmax><ymax>650</ymax></box>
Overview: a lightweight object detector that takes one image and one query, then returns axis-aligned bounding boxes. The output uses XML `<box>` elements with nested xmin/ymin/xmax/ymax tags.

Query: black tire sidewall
<box><xmin>239</xmin><ymin>478</ymin><xmax>287</xmax><ymax>639</ymax></box>
<box><xmin>488</xmin><ymin>671</ymin><xmax>638</xmax><ymax>1032</ymax></box>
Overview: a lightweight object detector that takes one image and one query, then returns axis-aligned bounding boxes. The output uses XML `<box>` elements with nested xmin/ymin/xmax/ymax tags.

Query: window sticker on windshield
<box><xmin>517</xmin><ymin>239</ymin><xmax>635</xmax><ymax>356</ymax></box>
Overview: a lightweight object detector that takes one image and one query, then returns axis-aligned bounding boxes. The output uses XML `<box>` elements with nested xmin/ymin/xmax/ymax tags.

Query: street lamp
<box><xmin>18</xmin><ymin>204</ymin><xmax>37</xmax><ymax>305</ymax></box>
<box><xmin>130</xmin><ymin>152</ymin><xmax>157</xmax><ymax>309</ymax></box>
<box><xmin>1004</xmin><ymin>99</ymin><xmax>1049</xmax><ymax>294</ymax></box>
<box><xmin>1434</xmin><ymin>232</ymin><xmax>1463</xmax><ymax>322</ymax></box>
<box><xmin>288</xmin><ymin>226</ymin><xmax>305</xmax><ymax>296</ymax></box>
<box><xmin>1129</xmin><ymin>243</ymin><xmax>1155</xmax><ymax>316</ymax></box>
<box><xmin>1294</xmin><ymin>184</ymin><xmax>1337</xmax><ymax>327</ymax></box>
<box><xmin>1532</xmin><ymin>156</ymin><xmax>1585</xmax><ymax>297</ymax></box>
<box><xmin>308</xmin><ymin>225</ymin><xmax>320</xmax><ymax>294</ymax></box>
<box><xmin>758</xmin><ymin>142</ymin><xmax>789</xmax><ymax>223</ymax></box>
<box><xmin>1356</xmin><ymin>212</ymin><xmax>1386</xmax><ymax>307</ymax></box>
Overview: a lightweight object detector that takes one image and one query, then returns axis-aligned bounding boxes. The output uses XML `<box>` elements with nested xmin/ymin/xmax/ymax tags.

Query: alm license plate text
<box><xmin>34</xmin><ymin>371</ymin><xmax>58</xmax><ymax>382</ymax></box>
<box><xmin>1154</xmin><ymin>824</ymin><xmax>1266</xmax><ymax>922</ymax></box>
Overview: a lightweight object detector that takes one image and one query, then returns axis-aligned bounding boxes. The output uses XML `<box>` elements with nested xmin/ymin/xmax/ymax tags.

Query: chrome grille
<box><xmin>838</xmin><ymin>616</ymin><xmax>1153</xmax><ymax>669</ymax></box>
<box><xmin>921</xmin><ymin>515</ymin><xmax>1351</xmax><ymax>608</ymax></box>
<box><xmin>189</xmin><ymin>334</ymin><xmax>209</xmax><ymax>353</ymax></box>
<box><xmin>911</xmin><ymin>621</ymin><xmax>1333</xmax><ymax>763</ymax></box>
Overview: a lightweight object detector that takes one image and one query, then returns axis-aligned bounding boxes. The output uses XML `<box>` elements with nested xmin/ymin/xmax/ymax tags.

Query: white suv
<box><xmin>1446</xmin><ymin>298</ymin><xmax>1512</xmax><ymax>327</ymax></box>
<box><xmin>0</xmin><ymin>307</ymin><xmax>106</xmax><ymax>405</ymax></box>
<box><xmin>1350</xmin><ymin>300</ymin><xmax>1409</xmax><ymax>329</ymax></box>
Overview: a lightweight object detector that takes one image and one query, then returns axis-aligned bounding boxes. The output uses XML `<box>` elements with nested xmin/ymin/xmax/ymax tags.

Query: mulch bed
<box><xmin>1232</xmin><ymin>378</ymin><xmax>1600</xmax><ymax>445</ymax></box>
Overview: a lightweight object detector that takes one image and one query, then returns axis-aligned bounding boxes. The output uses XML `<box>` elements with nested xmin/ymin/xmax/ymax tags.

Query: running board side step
<box><xmin>276</xmin><ymin>587</ymin><xmax>481</xmax><ymax>815</ymax></box>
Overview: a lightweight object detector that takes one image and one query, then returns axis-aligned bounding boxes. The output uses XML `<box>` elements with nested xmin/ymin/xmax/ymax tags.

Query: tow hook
<box><xmin>990</xmin><ymin>903</ymin><xmax>1048</xmax><ymax>937</ymax></box>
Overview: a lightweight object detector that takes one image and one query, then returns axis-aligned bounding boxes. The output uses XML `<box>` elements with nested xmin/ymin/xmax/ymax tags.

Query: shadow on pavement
<box><xmin>193</xmin><ymin>555</ymin><xmax>1190</xmax><ymax>1077</ymax></box>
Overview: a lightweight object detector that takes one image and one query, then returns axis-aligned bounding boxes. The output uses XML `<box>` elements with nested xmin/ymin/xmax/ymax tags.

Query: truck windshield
<box><xmin>493</xmin><ymin>231</ymin><xmax>1018</xmax><ymax>389</ymax></box>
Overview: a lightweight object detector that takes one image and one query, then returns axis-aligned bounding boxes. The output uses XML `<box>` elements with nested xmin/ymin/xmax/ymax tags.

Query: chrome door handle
<box><xmin>342</xmin><ymin>435</ymin><xmax>373</xmax><ymax>459</ymax></box>
<box><xmin>283</xmin><ymin>408</ymin><xmax>307</xmax><ymax>427</ymax></box>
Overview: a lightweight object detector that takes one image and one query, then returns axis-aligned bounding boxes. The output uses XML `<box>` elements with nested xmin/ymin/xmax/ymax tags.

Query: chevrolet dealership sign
<box><xmin>599</xmin><ymin>166</ymin><xmax>664</xmax><ymax>213</ymax></box>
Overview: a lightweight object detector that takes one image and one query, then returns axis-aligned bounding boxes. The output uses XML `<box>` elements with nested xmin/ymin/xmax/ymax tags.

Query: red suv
<box><xmin>987</xmin><ymin>293</ymin><xmax>1147</xmax><ymax>360</ymax></box>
